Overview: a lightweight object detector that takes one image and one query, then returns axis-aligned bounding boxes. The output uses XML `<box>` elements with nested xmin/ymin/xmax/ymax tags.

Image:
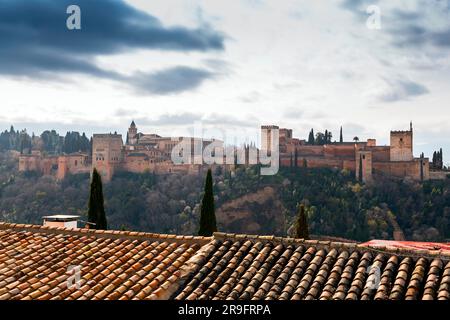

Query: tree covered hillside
<box><xmin>0</xmin><ymin>151</ymin><xmax>449</xmax><ymax>242</ymax></box>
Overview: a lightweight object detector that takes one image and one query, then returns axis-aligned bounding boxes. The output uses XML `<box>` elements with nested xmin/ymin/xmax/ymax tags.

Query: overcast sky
<box><xmin>1</xmin><ymin>0</ymin><xmax>449</xmax><ymax>161</ymax></box>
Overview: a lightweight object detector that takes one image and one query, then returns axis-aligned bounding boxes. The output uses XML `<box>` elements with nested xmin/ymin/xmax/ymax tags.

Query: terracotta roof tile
<box><xmin>173</xmin><ymin>233</ymin><xmax>450</xmax><ymax>301</ymax></box>
<box><xmin>0</xmin><ymin>222</ymin><xmax>209</xmax><ymax>300</ymax></box>
<box><xmin>1</xmin><ymin>223</ymin><xmax>449</xmax><ymax>300</ymax></box>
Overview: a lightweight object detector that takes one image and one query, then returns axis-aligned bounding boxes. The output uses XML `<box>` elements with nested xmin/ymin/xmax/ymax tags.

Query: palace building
<box><xmin>18</xmin><ymin>121</ymin><xmax>435</xmax><ymax>182</ymax></box>
<box><xmin>275</xmin><ymin>122</ymin><xmax>430</xmax><ymax>182</ymax></box>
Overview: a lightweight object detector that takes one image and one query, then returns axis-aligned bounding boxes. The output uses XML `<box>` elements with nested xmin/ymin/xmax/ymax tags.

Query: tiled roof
<box><xmin>173</xmin><ymin>233</ymin><xmax>450</xmax><ymax>301</ymax></box>
<box><xmin>360</xmin><ymin>240</ymin><xmax>450</xmax><ymax>254</ymax></box>
<box><xmin>0</xmin><ymin>222</ymin><xmax>210</xmax><ymax>300</ymax></box>
<box><xmin>1</xmin><ymin>223</ymin><xmax>449</xmax><ymax>300</ymax></box>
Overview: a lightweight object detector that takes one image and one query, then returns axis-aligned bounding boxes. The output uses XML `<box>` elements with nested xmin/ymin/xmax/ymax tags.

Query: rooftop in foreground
<box><xmin>0</xmin><ymin>222</ymin><xmax>449</xmax><ymax>300</ymax></box>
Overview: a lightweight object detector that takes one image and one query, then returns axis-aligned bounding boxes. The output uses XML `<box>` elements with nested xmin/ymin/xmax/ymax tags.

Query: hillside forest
<box><xmin>0</xmin><ymin>151</ymin><xmax>449</xmax><ymax>242</ymax></box>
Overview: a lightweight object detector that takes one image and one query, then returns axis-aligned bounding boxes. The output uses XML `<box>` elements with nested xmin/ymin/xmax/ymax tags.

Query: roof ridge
<box><xmin>212</xmin><ymin>232</ymin><xmax>450</xmax><ymax>259</ymax></box>
<box><xmin>0</xmin><ymin>222</ymin><xmax>211</xmax><ymax>245</ymax></box>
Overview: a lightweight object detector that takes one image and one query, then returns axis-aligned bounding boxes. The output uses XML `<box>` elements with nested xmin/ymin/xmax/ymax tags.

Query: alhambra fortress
<box><xmin>18</xmin><ymin>121</ymin><xmax>445</xmax><ymax>182</ymax></box>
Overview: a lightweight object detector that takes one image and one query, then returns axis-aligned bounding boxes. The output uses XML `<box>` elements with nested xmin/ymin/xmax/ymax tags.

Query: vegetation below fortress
<box><xmin>0</xmin><ymin>151</ymin><xmax>449</xmax><ymax>242</ymax></box>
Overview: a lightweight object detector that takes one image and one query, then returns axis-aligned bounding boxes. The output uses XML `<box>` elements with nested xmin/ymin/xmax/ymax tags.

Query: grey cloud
<box><xmin>340</xmin><ymin>0</ymin><xmax>379</xmax><ymax>20</ymax></box>
<box><xmin>239</xmin><ymin>91</ymin><xmax>262</xmax><ymax>104</ymax></box>
<box><xmin>136</xmin><ymin>112</ymin><xmax>258</xmax><ymax>128</ymax></box>
<box><xmin>202</xmin><ymin>113</ymin><xmax>258</xmax><ymax>127</ymax></box>
<box><xmin>341</xmin><ymin>0</ymin><xmax>450</xmax><ymax>49</ymax></box>
<box><xmin>377</xmin><ymin>4</ymin><xmax>450</xmax><ymax>50</ymax></box>
<box><xmin>377</xmin><ymin>78</ymin><xmax>429</xmax><ymax>102</ymax></box>
<box><xmin>130</xmin><ymin>67</ymin><xmax>216</xmax><ymax>95</ymax></box>
<box><xmin>283</xmin><ymin>108</ymin><xmax>304</xmax><ymax>118</ymax></box>
<box><xmin>136</xmin><ymin>113</ymin><xmax>201</xmax><ymax>126</ymax></box>
<box><xmin>202</xmin><ymin>59</ymin><xmax>232</xmax><ymax>73</ymax></box>
<box><xmin>0</xmin><ymin>0</ymin><xmax>226</xmax><ymax>93</ymax></box>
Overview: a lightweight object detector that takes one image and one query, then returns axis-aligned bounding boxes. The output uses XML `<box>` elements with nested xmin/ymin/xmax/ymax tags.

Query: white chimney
<box><xmin>42</xmin><ymin>215</ymin><xmax>80</xmax><ymax>229</ymax></box>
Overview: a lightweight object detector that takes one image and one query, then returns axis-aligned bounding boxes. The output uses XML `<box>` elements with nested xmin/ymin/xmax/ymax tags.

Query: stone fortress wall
<box><xmin>18</xmin><ymin>121</ymin><xmax>439</xmax><ymax>183</ymax></box>
<box><xmin>277</xmin><ymin>121</ymin><xmax>430</xmax><ymax>182</ymax></box>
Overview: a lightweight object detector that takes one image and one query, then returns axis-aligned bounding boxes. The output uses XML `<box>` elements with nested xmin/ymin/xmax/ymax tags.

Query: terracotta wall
<box><xmin>373</xmin><ymin>159</ymin><xmax>429</xmax><ymax>181</ymax></box>
<box><xmin>323</xmin><ymin>145</ymin><xmax>355</xmax><ymax>158</ymax></box>
<box><xmin>368</xmin><ymin>147</ymin><xmax>390</xmax><ymax>162</ymax></box>
<box><xmin>295</xmin><ymin>146</ymin><xmax>325</xmax><ymax>157</ymax></box>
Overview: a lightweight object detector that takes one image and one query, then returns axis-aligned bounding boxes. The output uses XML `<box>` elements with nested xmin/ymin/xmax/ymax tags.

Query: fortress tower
<box><xmin>127</xmin><ymin>120</ymin><xmax>138</xmax><ymax>145</ymax></box>
<box><xmin>356</xmin><ymin>150</ymin><xmax>373</xmax><ymax>183</ymax></box>
<box><xmin>261</xmin><ymin>125</ymin><xmax>279</xmax><ymax>155</ymax></box>
<box><xmin>92</xmin><ymin>133</ymin><xmax>123</xmax><ymax>182</ymax></box>
<box><xmin>390</xmin><ymin>122</ymin><xmax>413</xmax><ymax>162</ymax></box>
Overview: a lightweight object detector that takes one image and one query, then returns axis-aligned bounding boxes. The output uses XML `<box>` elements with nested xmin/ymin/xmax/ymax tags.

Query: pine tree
<box><xmin>88</xmin><ymin>168</ymin><xmax>107</xmax><ymax>230</ymax></box>
<box><xmin>340</xmin><ymin>126</ymin><xmax>343</xmax><ymax>143</ymax></box>
<box><xmin>294</xmin><ymin>204</ymin><xmax>309</xmax><ymax>239</ymax></box>
<box><xmin>198</xmin><ymin>169</ymin><xmax>217</xmax><ymax>236</ymax></box>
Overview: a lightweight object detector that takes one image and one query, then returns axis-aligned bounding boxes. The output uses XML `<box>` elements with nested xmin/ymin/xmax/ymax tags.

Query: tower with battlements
<box><xmin>390</xmin><ymin>122</ymin><xmax>413</xmax><ymax>162</ymax></box>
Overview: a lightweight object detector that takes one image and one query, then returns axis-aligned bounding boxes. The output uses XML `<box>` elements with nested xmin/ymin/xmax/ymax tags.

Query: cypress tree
<box><xmin>198</xmin><ymin>169</ymin><xmax>217</xmax><ymax>236</ymax></box>
<box><xmin>359</xmin><ymin>154</ymin><xmax>363</xmax><ymax>183</ymax></box>
<box><xmin>294</xmin><ymin>204</ymin><xmax>309</xmax><ymax>239</ymax></box>
<box><xmin>294</xmin><ymin>149</ymin><xmax>298</xmax><ymax>168</ymax></box>
<box><xmin>308</xmin><ymin>129</ymin><xmax>315</xmax><ymax>145</ymax></box>
<box><xmin>88</xmin><ymin>168</ymin><xmax>107</xmax><ymax>230</ymax></box>
<box><xmin>420</xmin><ymin>154</ymin><xmax>424</xmax><ymax>182</ymax></box>
<box><xmin>340</xmin><ymin>126</ymin><xmax>343</xmax><ymax>143</ymax></box>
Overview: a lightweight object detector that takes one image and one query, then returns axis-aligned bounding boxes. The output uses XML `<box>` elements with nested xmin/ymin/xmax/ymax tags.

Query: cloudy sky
<box><xmin>1</xmin><ymin>0</ymin><xmax>449</xmax><ymax>161</ymax></box>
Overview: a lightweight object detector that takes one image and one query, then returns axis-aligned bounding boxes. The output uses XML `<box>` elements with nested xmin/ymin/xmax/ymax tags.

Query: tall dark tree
<box><xmin>294</xmin><ymin>204</ymin><xmax>309</xmax><ymax>239</ymax></box>
<box><xmin>88</xmin><ymin>168</ymin><xmax>107</xmax><ymax>230</ymax></box>
<box><xmin>326</xmin><ymin>130</ymin><xmax>332</xmax><ymax>144</ymax></box>
<box><xmin>198</xmin><ymin>169</ymin><xmax>217</xmax><ymax>236</ymax></box>
<box><xmin>359</xmin><ymin>154</ymin><xmax>363</xmax><ymax>183</ymax></box>
<box><xmin>340</xmin><ymin>126</ymin><xmax>343</xmax><ymax>143</ymax></box>
<box><xmin>294</xmin><ymin>149</ymin><xmax>298</xmax><ymax>168</ymax></box>
<box><xmin>308</xmin><ymin>129</ymin><xmax>315</xmax><ymax>145</ymax></box>
<box><xmin>420</xmin><ymin>153</ymin><xmax>424</xmax><ymax>182</ymax></box>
